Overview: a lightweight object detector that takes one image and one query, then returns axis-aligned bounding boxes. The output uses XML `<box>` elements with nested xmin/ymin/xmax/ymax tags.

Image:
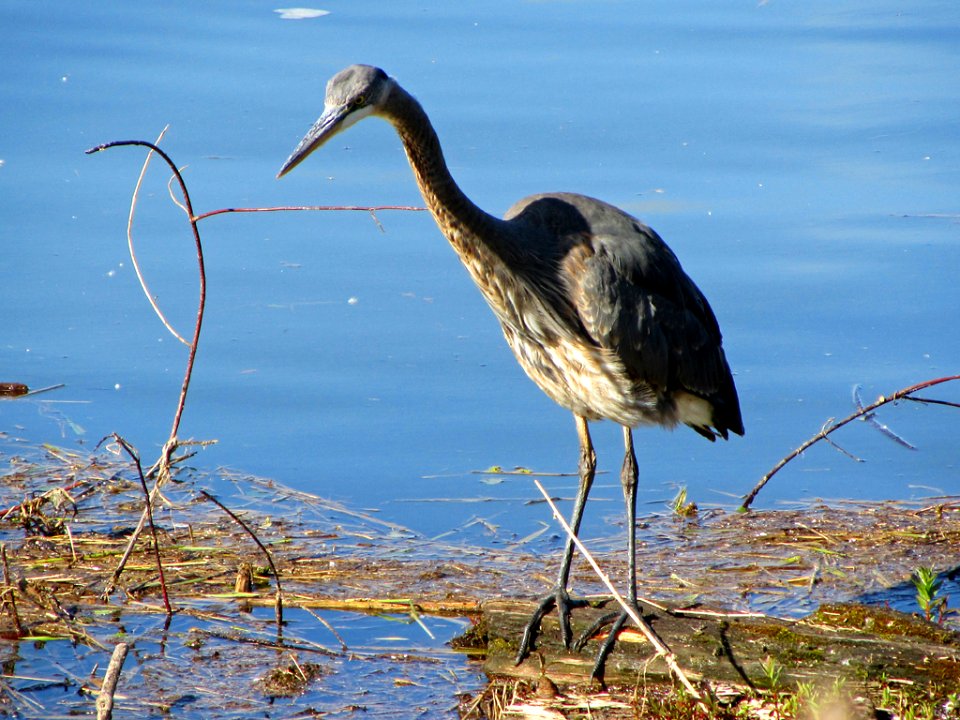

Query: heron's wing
<box><xmin>505</xmin><ymin>192</ymin><xmax>742</xmax><ymax>436</ymax></box>
<box><xmin>564</xmin><ymin>206</ymin><xmax>732</xmax><ymax>406</ymax></box>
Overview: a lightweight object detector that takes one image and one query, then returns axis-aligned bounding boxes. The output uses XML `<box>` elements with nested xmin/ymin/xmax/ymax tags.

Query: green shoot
<box><xmin>912</xmin><ymin>566</ymin><xmax>946</xmax><ymax>622</ymax></box>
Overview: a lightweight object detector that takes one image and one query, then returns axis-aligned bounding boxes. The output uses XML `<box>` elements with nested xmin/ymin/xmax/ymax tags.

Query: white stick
<box><xmin>96</xmin><ymin>641</ymin><xmax>129</xmax><ymax>720</ymax></box>
<box><xmin>533</xmin><ymin>480</ymin><xmax>704</xmax><ymax>702</ymax></box>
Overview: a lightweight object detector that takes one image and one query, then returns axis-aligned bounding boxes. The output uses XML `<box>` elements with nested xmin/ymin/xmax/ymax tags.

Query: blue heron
<box><xmin>278</xmin><ymin>64</ymin><xmax>743</xmax><ymax>678</ymax></box>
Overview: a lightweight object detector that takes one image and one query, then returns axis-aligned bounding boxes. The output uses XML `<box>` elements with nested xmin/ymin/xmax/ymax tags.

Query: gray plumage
<box><xmin>279</xmin><ymin>64</ymin><xmax>743</xmax><ymax>679</ymax></box>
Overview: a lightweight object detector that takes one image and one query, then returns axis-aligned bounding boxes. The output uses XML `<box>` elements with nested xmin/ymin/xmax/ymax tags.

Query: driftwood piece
<box><xmin>481</xmin><ymin>598</ymin><xmax>960</xmax><ymax>690</ymax></box>
<box><xmin>95</xmin><ymin>641</ymin><xmax>129</xmax><ymax>720</ymax></box>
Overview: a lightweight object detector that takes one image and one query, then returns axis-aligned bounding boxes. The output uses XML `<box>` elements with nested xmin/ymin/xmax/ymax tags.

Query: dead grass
<box><xmin>1</xmin><ymin>442</ymin><xmax>959</xmax><ymax>718</ymax></box>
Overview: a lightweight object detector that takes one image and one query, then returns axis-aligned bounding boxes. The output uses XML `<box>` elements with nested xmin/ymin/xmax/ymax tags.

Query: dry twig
<box><xmin>200</xmin><ymin>490</ymin><xmax>284</xmax><ymax>629</ymax></box>
<box><xmin>533</xmin><ymin>480</ymin><xmax>709</xmax><ymax>707</ymax></box>
<box><xmin>95</xmin><ymin>641</ymin><xmax>129</xmax><ymax>720</ymax></box>
<box><xmin>108</xmin><ymin>435</ymin><xmax>173</xmax><ymax>615</ymax></box>
<box><xmin>742</xmin><ymin>374</ymin><xmax>960</xmax><ymax>510</ymax></box>
<box><xmin>85</xmin><ymin>132</ymin><xmax>427</xmax><ymax>597</ymax></box>
<box><xmin>0</xmin><ymin>543</ymin><xmax>24</xmax><ymax>637</ymax></box>
<box><xmin>125</xmin><ymin>126</ymin><xmax>190</xmax><ymax>345</ymax></box>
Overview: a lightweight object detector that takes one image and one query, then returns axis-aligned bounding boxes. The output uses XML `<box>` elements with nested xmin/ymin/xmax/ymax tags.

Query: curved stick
<box><xmin>87</xmin><ymin>138</ymin><xmax>206</xmax><ymax>595</ymax></box>
<box><xmin>200</xmin><ymin>490</ymin><xmax>284</xmax><ymax>630</ymax></box>
<box><xmin>126</xmin><ymin>127</ymin><xmax>189</xmax><ymax>346</ymax></box>
<box><xmin>741</xmin><ymin>374</ymin><xmax>960</xmax><ymax>510</ymax></box>
<box><xmin>86</xmin><ymin>139</ymin><xmax>205</xmax><ymax>447</ymax></box>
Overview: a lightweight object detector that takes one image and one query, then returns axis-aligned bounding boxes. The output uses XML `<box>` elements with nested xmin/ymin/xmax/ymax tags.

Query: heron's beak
<box><xmin>277</xmin><ymin>104</ymin><xmax>349</xmax><ymax>178</ymax></box>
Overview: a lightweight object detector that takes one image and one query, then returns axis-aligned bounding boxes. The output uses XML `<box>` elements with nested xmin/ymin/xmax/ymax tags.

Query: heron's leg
<box><xmin>515</xmin><ymin>415</ymin><xmax>596</xmax><ymax>664</ymax></box>
<box><xmin>574</xmin><ymin>426</ymin><xmax>640</xmax><ymax>682</ymax></box>
<box><xmin>620</xmin><ymin>426</ymin><xmax>639</xmax><ymax>606</ymax></box>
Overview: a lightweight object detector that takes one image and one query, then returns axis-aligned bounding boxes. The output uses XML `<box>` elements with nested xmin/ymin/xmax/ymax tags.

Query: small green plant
<box><xmin>902</xmin><ymin>703</ymin><xmax>939</xmax><ymax>720</ymax></box>
<box><xmin>780</xmin><ymin>691</ymin><xmax>800</xmax><ymax>716</ymax></box>
<box><xmin>879</xmin><ymin>682</ymin><xmax>896</xmax><ymax>710</ymax></box>
<box><xmin>945</xmin><ymin>691</ymin><xmax>960</xmax><ymax>716</ymax></box>
<box><xmin>759</xmin><ymin>656</ymin><xmax>783</xmax><ymax>689</ymax></box>
<box><xmin>670</xmin><ymin>486</ymin><xmax>698</xmax><ymax>518</ymax></box>
<box><xmin>912</xmin><ymin>566</ymin><xmax>947</xmax><ymax>622</ymax></box>
<box><xmin>787</xmin><ymin>681</ymin><xmax>818</xmax><ymax>716</ymax></box>
<box><xmin>759</xmin><ymin>656</ymin><xmax>784</xmax><ymax>719</ymax></box>
<box><xmin>873</xmin><ymin>676</ymin><xmax>960</xmax><ymax>720</ymax></box>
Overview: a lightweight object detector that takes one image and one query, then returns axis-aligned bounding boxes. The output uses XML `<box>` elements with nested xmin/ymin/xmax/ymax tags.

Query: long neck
<box><xmin>381</xmin><ymin>85</ymin><xmax>516</xmax><ymax>265</ymax></box>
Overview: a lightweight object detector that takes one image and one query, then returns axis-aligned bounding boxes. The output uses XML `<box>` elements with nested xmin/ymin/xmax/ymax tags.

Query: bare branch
<box><xmin>107</xmin><ymin>435</ymin><xmax>173</xmax><ymax>615</ymax></box>
<box><xmin>86</xmin><ymin>137</ymin><xmax>206</xmax><ymax>447</ymax></box>
<box><xmin>95</xmin><ymin>642</ymin><xmax>129</xmax><ymax>720</ymax></box>
<box><xmin>200</xmin><ymin>490</ymin><xmax>284</xmax><ymax>630</ymax></box>
<box><xmin>742</xmin><ymin>375</ymin><xmax>960</xmax><ymax>510</ymax></box>
<box><xmin>124</xmin><ymin>126</ymin><xmax>190</xmax><ymax>346</ymax></box>
<box><xmin>190</xmin><ymin>204</ymin><xmax>426</xmax><ymax>222</ymax></box>
<box><xmin>533</xmin><ymin>479</ymin><xmax>709</xmax><ymax>706</ymax></box>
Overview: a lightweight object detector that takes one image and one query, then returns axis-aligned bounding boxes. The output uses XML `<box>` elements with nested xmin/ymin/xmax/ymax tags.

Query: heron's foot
<box><xmin>574</xmin><ymin>603</ymin><xmax>642</xmax><ymax>684</ymax></box>
<box><xmin>514</xmin><ymin>586</ymin><xmax>589</xmax><ymax>665</ymax></box>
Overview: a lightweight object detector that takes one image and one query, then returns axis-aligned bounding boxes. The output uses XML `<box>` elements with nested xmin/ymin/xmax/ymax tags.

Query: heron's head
<box><xmin>277</xmin><ymin>65</ymin><xmax>395</xmax><ymax>178</ymax></box>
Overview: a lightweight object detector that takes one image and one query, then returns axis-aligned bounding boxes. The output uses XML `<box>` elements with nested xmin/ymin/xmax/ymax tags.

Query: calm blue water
<box><xmin>3</xmin><ymin>1</ymin><xmax>959</xmax><ymax>544</ymax></box>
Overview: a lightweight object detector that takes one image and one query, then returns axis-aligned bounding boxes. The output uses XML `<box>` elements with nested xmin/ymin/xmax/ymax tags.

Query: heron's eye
<box><xmin>354</xmin><ymin>95</ymin><xmax>366</xmax><ymax>107</ymax></box>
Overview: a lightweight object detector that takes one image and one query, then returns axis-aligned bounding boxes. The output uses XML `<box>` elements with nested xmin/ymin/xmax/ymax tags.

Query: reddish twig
<box><xmin>741</xmin><ymin>374</ymin><xmax>960</xmax><ymax>510</ymax></box>
<box><xmin>107</xmin><ymin>435</ymin><xmax>173</xmax><ymax>615</ymax></box>
<box><xmin>86</xmin><ymin>137</ymin><xmax>208</xmax><ymax>593</ymax></box>
<box><xmin>199</xmin><ymin>490</ymin><xmax>284</xmax><ymax>630</ymax></box>
<box><xmin>85</xmin><ymin>139</ymin><xmax>205</xmax><ymax>450</ymax></box>
<box><xmin>191</xmin><ymin>204</ymin><xmax>425</xmax><ymax>222</ymax></box>
<box><xmin>85</xmin><ymin>134</ymin><xmax>425</xmax><ymax>599</ymax></box>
